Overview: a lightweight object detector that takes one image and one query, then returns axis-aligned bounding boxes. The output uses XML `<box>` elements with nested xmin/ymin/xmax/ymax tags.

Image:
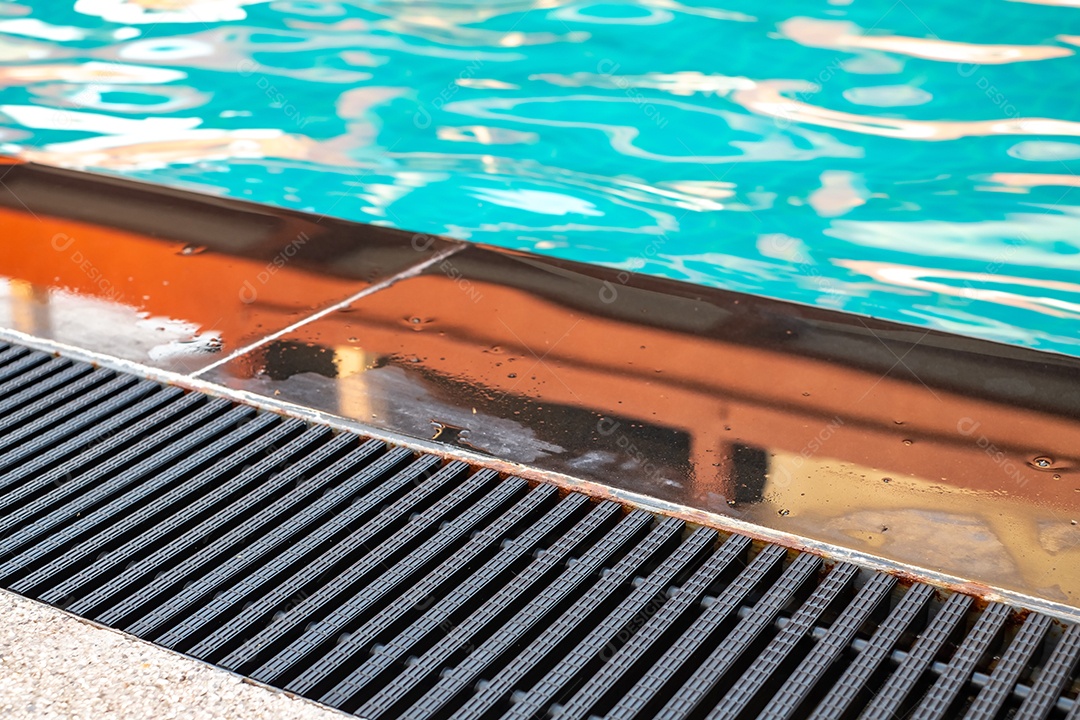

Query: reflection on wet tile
<box><xmin>205</xmin><ymin>246</ymin><xmax>1080</xmax><ymax>606</ymax></box>
<box><xmin>0</xmin><ymin>163</ymin><xmax>457</xmax><ymax>372</ymax></box>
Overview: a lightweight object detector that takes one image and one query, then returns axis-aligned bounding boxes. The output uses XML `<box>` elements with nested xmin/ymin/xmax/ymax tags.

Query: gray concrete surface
<box><xmin>0</xmin><ymin>589</ymin><xmax>347</xmax><ymax>719</ymax></box>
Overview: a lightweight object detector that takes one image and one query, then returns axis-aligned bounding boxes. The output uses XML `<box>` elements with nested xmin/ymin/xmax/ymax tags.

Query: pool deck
<box><xmin>0</xmin><ymin>588</ymin><xmax>348</xmax><ymax>720</ymax></box>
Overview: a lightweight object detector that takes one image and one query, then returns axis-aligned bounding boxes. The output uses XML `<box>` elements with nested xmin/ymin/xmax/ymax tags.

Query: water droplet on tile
<box><xmin>404</xmin><ymin>316</ymin><xmax>434</xmax><ymax>331</ymax></box>
<box><xmin>1030</xmin><ymin>456</ymin><xmax>1056</xmax><ymax>470</ymax></box>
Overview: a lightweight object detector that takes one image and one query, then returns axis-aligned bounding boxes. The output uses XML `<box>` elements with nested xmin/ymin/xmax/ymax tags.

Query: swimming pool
<box><xmin>1</xmin><ymin>0</ymin><xmax>1078</xmax><ymax>356</ymax></box>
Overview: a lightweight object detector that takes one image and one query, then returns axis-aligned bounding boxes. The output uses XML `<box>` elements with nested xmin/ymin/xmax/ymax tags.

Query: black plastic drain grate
<box><xmin>0</xmin><ymin>339</ymin><xmax>1078</xmax><ymax>720</ymax></box>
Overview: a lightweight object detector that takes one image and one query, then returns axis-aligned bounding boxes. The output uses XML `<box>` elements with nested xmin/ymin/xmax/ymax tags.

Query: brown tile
<box><xmin>0</xmin><ymin>163</ymin><xmax>458</xmax><ymax>373</ymax></box>
<box><xmin>204</xmin><ymin>245</ymin><xmax>1080</xmax><ymax>606</ymax></box>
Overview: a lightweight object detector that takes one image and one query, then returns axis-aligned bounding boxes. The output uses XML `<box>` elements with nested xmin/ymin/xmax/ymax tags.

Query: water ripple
<box><xmin>0</xmin><ymin>0</ymin><xmax>1078</xmax><ymax>355</ymax></box>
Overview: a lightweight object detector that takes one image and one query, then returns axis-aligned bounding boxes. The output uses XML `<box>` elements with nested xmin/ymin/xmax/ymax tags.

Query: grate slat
<box><xmin>706</xmin><ymin>562</ymin><xmax>861</xmax><ymax>720</ymax></box>
<box><xmin>352</xmin><ymin>505</ymin><xmax>644</xmax><ymax>720</ymax></box>
<box><xmin>649</xmin><ymin>552</ymin><xmax>824</xmax><ymax>720</ymax></box>
<box><xmin>5</xmin><ymin>412</ymin><xmax>296</xmax><ymax>593</ymax></box>
<box><xmin>0</xmin><ymin>403</ymin><xmax>261</xmax><ymax>577</ymax></box>
<box><xmin>601</xmin><ymin>543</ymin><xmax>790</xmax><ymax>720</ymax></box>
<box><xmin>248</xmin><ymin>468</ymin><xmax>524</xmax><ymax>686</ymax></box>
<box><xmin>399</xmin><ymin>516</ymin><xmax>685</xmax><ymax>720</ymax></box>
<box><xmin>455</xmin><ymin>526</ymin><xmax>727</xmax><ymax>720</ymax></box>
<box><xmin>219</xmin><ymin>465</ymin><xmax>505</xmax><ymax>673</ymax></box>
<box><xmin>0</xmin><ymin>344</ymin><xmax>29</xmax><ymax>369</ymax></box>
<box><xmin>1013</xmin><ymin>623</ymin><xmax>1080</xmax><ymax>720</ymax></box>
<box><xmin>296</xmin><ymin>484</ymin><xmax>575</xmax><ymax>701</ymax></box>
<box><xmin>156</xmin><ymin>452</ymin><xmax>443</xmax><ymax>650</ymax></box>
<box><xmin>0</xmin><ymin>379</ymin><xmax>165</xmax><ymax>471</ymax></box>
<box><xmin>0</xmin><ymin>356</ymin><xmax>77</xmax><ymax>403</ymax></box>
<box><xmin>188</xmin><ymin>459</ymin><xmax>480</xmax><ymax>661</ymax></box>
<box><xmin>35</xmin><ymin>421</ymin><xmax>326</xmax><ymax>607</ymax></box>
<box><xmin>63</xmin><ymin>431</ymin><xmax>367</xmax><ymax>619</ymax></box>
<box><xmin>963</xmin><ymin>612</ymin><xmax>1052</xmax><ymax>720</ymax></box>
<box><xmin>0</xmin><ymin>389</ymin><xmax>201</xmax><ymax>501</ymax></box>
<box><xmin>908</xmin><ymin>602</ymin><xmax>1012</xmax><ymax>720</ymax></box>
<box><xmin>807</xmin><ymin>581</ymin><xmax>937</xmax><ymax>720</ymax></box>
<box><xmin>120</xmin><ymin>444</ymin><xmax>409</xmax><ymax>639</ymax></box>
<box><xmin>757</xmin><ymin>571</ymin><xmax>897</xmax><ymax>720</ymax></box>
<box><xmin>0</xmin><ymin>396</ymin><xmax>238</xmax><ymax>539</ymax></box>
<box><xmin>857</xmin><ymin>592</ymin><xmax>974</xmax><ymax>720</ymax></box>
<box><xmin>507</xmin><ymin>532</ymin><xmax>752</xmax><ymax>720</ymax></box>
<box><xmin>0</xmin><ymin>372</ymin><xmax>137</xmax><ymax>450</ymax></box>
<box><xmin>0</xmin><ymin>348</ymin><xmax>48</xmax><ymax>382</ymax></box>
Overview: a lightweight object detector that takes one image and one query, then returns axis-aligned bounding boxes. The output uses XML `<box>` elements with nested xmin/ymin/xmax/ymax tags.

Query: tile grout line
<box><xmin>188</xmin><ymin>244</ymin><xmax>465</xmax><ymax>379</ymax></box>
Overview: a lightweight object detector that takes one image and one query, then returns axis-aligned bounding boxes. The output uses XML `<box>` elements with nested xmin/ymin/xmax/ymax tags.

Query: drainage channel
<box><xmin>0</xmin><ymin>339</ymin><xmax>1077</xmax><ymax>720</ymax></box>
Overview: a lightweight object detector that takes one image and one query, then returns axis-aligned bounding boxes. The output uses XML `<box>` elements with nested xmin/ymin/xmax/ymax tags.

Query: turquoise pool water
<box><xmin>1</xmin><ymin>0</ymin><xmax>1079</xmax><ymax>355</ymax></box>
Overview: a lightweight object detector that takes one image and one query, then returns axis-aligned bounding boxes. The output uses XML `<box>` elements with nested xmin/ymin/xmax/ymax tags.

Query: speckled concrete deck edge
<box><xmin>0</xmin><ymin>588</ymin><xmax>350</xmax><ymax>720</ymax></box>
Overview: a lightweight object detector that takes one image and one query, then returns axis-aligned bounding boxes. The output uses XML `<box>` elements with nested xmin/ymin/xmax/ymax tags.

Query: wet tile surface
<box><xmin>0</xmin><ymin>162</ymin><xmax>458</xmax><ymax>373</ymax></box>
<box><xmin>203</xmin><ymin>245</ymin><xmax>1080</xmax><ymax>606</ymax></box>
